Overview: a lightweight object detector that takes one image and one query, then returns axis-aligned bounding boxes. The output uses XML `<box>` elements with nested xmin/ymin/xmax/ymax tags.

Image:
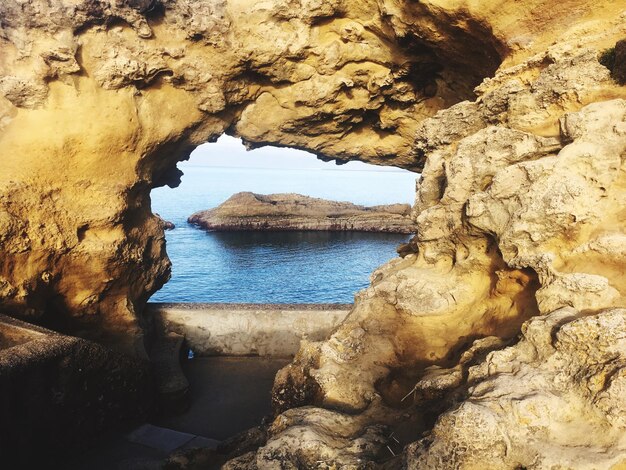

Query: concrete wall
<box><xmin>0</xmin><ymin>314</ymin><xmax>154</xmax><ymax>466</ymax></box>
<box><xmin>147</xmin><ymin>303</ymin><xmax>351</xmax><ymax>357</ymax></box>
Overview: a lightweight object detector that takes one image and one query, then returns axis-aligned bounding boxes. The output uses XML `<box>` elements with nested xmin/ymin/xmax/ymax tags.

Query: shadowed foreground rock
<box><xmin>188</xmin><ymin>192</ymin><xmax>416</xmax><ymax>233</ymax></box>
<box><xmin>0</xmin><ymin>315</ymin><xmax>153</xmax><ymax>467</ymax></box>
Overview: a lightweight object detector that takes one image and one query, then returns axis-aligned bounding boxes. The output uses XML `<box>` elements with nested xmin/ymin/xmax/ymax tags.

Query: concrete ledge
<box><xmin>147</xmin><ymin>303</ymin><xmax>351</xmax><ymax>357</ymax></box>
<box><xmin>0</xmin><ymin>314</ymin><xmax>154</xmax><ymax>466</ymax></box>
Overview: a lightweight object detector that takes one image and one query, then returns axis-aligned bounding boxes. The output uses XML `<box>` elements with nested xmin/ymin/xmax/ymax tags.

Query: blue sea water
<box><xmin>150</xmin><ymin>163</ymin><xmax>417</xmax><ymax>303</ymax></box>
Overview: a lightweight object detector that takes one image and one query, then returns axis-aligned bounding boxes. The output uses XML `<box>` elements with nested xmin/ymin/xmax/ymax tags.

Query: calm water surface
<box><xmin>150</xmin><ymin>165</ymin><xmax>417</xmax><ymax>303</ymax></box>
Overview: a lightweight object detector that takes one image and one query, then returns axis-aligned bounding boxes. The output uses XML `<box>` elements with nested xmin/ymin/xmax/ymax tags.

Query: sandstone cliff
<box><xmin>1</xmin><ymin>0</ymin><xmax>626</xmax><ymax>468</ymax></box>
<box><xmin>188</xmin><ymin>192</ymin><xmax>416</xmax><ymax>233</ymax></box>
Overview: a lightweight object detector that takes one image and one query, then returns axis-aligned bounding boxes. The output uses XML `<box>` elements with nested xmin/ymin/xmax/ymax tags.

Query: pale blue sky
<box><xmin>186</xmin><ymin>135</ymin><xmax>408</xmax><ymax>172</ymax></box>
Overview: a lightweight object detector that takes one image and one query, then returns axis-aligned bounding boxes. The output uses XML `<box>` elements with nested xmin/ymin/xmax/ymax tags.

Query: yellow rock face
<box><xmin>1</xmin><ymin>1</ymin><xmax>626</xmax><ymax>466</ymax></box>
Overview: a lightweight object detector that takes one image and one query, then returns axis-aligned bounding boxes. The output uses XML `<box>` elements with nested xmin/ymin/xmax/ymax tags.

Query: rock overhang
<box><xmin>0</xmin><ymin>0</ymin><xmax>522</xmax><ymax>349</ymax></box>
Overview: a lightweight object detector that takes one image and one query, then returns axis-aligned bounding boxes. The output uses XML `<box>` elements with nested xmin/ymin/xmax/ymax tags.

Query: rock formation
<box><xmin>405</xmin><ymin>307</ymin><xmax>626</xmax><ymax>469</ymax></box>
<box><xmin>188</xmin><ymin>192</ymin><xmax>416</xmax><ymax>233</ymax></box>
<box><xmin>0</xmin><ymin>0</ymin><xmax>503</xmax><ymax>352</ymax></box>
<box><xmin>156</xmin><ymin>214</ymin><xmax>175</xmax><ymax>230</ymax></box>
<box><xmin>1</xmin><ymin>0</ymin><xmax>626</xmax><ymax>467</ymax></box>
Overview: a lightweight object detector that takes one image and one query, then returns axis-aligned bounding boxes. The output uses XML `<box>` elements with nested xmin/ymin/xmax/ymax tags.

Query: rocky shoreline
<box><xmin>188</xmin><ymin>192</ymin><xmax>417</xmax><ymax>234</ymax></box>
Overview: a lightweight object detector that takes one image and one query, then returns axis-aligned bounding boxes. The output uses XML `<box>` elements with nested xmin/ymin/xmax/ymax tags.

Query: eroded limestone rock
<box><xmin>263</xmin><ymin>41</ymin><xmax>626</xmax><ymax>470</ymax></box>
<box><xmin>406</xmin><ymin>308</ymin><xmax>626</xmax><ymax>470</ymax></box>
<box><xmin>0</xmin><ymin>0</ymin><xmax>518</xmax><ymax>351</ymax></box>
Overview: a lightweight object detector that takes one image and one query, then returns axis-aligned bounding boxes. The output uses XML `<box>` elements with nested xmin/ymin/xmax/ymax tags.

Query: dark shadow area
<box><xmin>156</xmin><ymin>356</ymin><xmax>291</xmax><ymax>440</ymax></box>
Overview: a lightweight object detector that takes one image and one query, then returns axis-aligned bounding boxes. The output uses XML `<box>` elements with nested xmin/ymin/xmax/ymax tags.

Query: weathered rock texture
<box><xmin>0</xmin><ymin>0</ymin><xmax>513</xmax><ymax>352</ymax></box>
<box><xmin>406</xmin><ymin>307</ymin><xmax>626</xmax><ymax>469</ymax></box>
<box><xmin>1</xmin><ymin>0</ymin><xmax>626</xmax><ymax>467</ymax></box>
<box><xmin>263</xmin><ymin>74</ymin><xmax>626</xmax><ymax>469</ymax></box>
<box><xmin>156</xmin><ymin>214</ymin><xmax>176</xmax><ymax>230</ymax></box>
<box><xmin>188</xmin><ymin>192</ymin><xmax>416</xmax><ymax>233</ymax></box>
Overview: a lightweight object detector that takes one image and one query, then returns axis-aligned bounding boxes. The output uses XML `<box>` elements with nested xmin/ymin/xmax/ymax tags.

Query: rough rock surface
<box><xmin>406</xmin><ymin>307</ymin><xmax>626</xmax><ymax>470</ymax></box>
<box><xmin>1</xmin><ymin>0</ymin><xmax>626</xmax><ymax>468</ymax></box>
<box><xmin>188</xmin><ymin>192</ymin><xmax>416</xmax><ymax>233</ymax></box>
<box><xmin>262</xmin><ymin>77</ymin><xmax>626</xmax><ymax>469</ymax></box>
<box><xmin>156</xmin><ymin>214</ymin><xmax>176</xmax><ymax>230</ymax></box>
<box><xmin>0</xmin><ymin>0</ymin><xmax>515</xmax><ymax>352</ymax></box>
<box><xmin>264</xmin><ymin>24</ymin><xmax>626</xmax><ymax>470</ymax></box>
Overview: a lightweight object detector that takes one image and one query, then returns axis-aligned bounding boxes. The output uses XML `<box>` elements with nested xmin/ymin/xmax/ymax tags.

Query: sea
<box><xmin>149</xmin><ymin>153</ymin><xmax>417</xmax><ymax>304</ymax></box>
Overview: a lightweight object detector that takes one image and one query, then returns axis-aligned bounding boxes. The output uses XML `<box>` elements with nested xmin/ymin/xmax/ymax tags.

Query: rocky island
<box><xmin>188</xmin><ymin>192</ymin><xmax>417</xmax><ymax>233</ymax></box>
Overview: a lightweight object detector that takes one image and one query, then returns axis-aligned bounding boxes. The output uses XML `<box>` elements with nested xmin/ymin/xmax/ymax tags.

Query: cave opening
<box><xmin>148</xmin><ymin>135</ymin><xmax>418</xmax><ymax>304</ymax></box>
<box><xmin>143</xmin><ymin>134</ymin><xmax>419</xmax><ymax>443</ymax></box>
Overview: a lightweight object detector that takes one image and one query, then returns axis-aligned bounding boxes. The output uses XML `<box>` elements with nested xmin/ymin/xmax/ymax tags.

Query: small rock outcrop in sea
<box><xmin>156</xmin><ymin>214</ymin><xmax>175</xmax><ymax>230</ymax></box>
<box><xmin>187</xmin><ymin>192</ymin><xmax>417</xmax><ymax>233</ymax></box>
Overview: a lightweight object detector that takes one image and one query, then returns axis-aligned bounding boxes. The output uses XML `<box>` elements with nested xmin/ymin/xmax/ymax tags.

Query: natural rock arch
<box><xmin>0</xmin><ymin>0</ymin><xmax>508</xmax><ymax>351</ymax></box>
<box><xmin>1</xmin><ymin>0</ymin><xmax>626</xmax><ymax>467</ymax></box>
